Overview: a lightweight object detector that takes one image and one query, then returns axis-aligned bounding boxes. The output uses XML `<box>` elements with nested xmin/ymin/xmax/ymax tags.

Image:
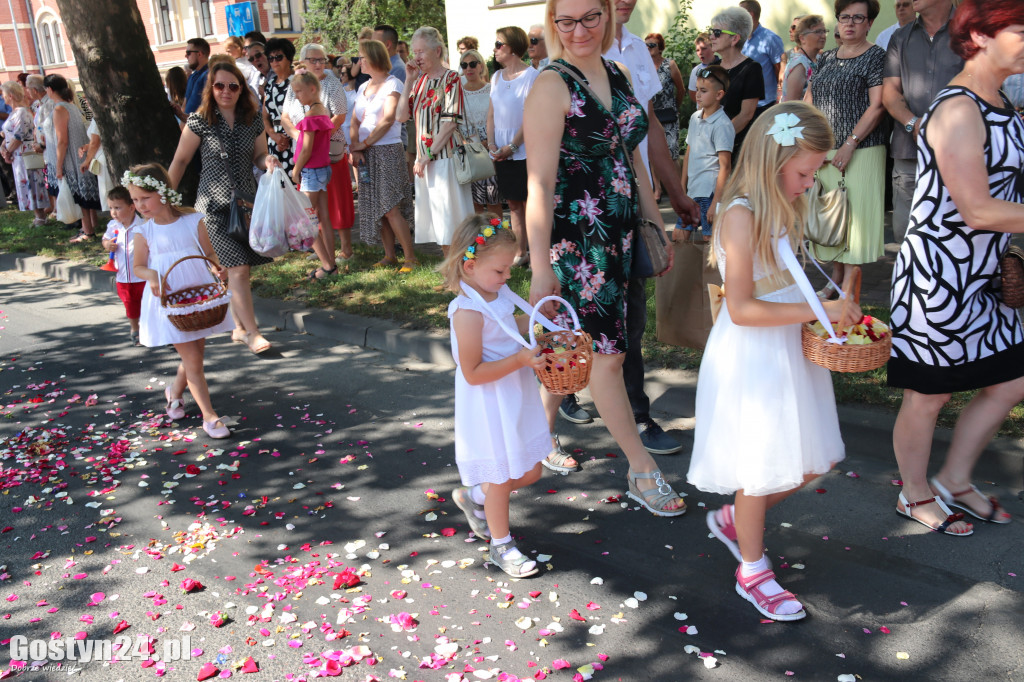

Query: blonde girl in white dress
<box><xmin>443</xmin><ymin>214</ymin><xmax>550</xmax><ymax>578</ymax></box>
<box><xmin>687</xmin><ymin>103</ymin><xmax>860</xmax><ymax>621</ymax></box>
<box><xmin>127</xmin><ymin>163</ymin><xmax>235</xmax><ymax>440</ymax></box>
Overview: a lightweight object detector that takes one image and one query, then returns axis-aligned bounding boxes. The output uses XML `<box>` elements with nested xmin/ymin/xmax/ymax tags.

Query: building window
<box><xmin>196</xmin><ymin>0</ymin><xmax>213</xmax><ymax>36</ymax></box>
<box><xmin>157</xmin><ymin>0</ymin><xmax>175</xmax><ymax>43</ymax></box>
<box><xmin>52</xmin><ymin>23</ymin><xmax>65</xmax><ymax>62</ymax></box>
<box><xmin>41</xmin><ymin>23</ymin><xmax>55</xmax><ymax>65</ymax></box>
<box><xmin>273</xmin><ymin>0</ymin><xmax>292</xmax><ymax>31</ymax></box>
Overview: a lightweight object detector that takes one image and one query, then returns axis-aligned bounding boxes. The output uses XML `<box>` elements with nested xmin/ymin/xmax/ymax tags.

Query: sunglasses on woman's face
<box><xmin>494</xmin><ymin>40</ymin><xmax>506</xmax><ymax>50</ymax></box>
<box><xmin>268</xmin><ymin>53</ymin><xmax>286</xmax><ymax>63</ymax></box>
<box><xmin>212</xmin><ymin>82</ymin><xmax>241</xmax><ymax>93</ymax></box>
<box><xmin>645</xmin><ymin>42</ymin><xmax>658</xmax><ymax>49</ymax></box>
<box><xmin>708</xmin><ymin>28</ymin><xmax>738</xmax><ymax>39</ymax></box>
<box><xmin>459</xmin><ymin>60</ymin><xmax>480</xmax><ymax>70</ymax></box>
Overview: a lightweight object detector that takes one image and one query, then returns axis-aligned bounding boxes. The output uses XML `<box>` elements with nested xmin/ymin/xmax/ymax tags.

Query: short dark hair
<box><xmin>107</xmin><ymin>186</ymin><xmax>133</xmax><ymax>204</ymax></box>
<box><xmin>496</xmin><ymin>26</ymin><xmax>529</xmax><ymax>58</ymax></box>
<box><xmin>187</xmin><ymin>37</ymin><xmax>210</xmax><ymax>56</ymax></box>
<box><xmin>697</xmin><ymin>64</ymin><xmax>730</xmax><ymax>93</ymax></box>
<box><xmin>834</xmin><ymin>0</ymin><xmax>880</xmax><ymax>21</ymax></box>
<box><xmin>739</xmin><ymin>0</ymin><xmax>761</xmax><ymax>21</ymax></box>
<box><xmin>243</xmin><ymin>30</ymin><xmax>267</xmax><ymax>46</ymax></box>
<box><xmin>264</xmin><ymin>37</ymin><xmax>296</xmax><ymax>62</ymax></box>
<box><xmin>951</xmin><ymin>0</ymin><xmax>1024</xmax><ymax>60</ymax></box>
<box><xmin>42</xmin><ymin>74</ymin><xmax>72</xmax><ymax>101</ymax></box>
<box><xmin>374</xmin><ymin>24</ymin><xmax>399</xmax><ymax>47</ymax></box>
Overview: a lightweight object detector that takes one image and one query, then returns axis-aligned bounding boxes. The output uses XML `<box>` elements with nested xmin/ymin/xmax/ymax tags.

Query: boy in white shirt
<box><xmin>100</xmin><ymin>186</ymin><xmax>145</xmax><ymax>345</ymax></box>
<box><xmin>678</xmin><ymin>66</ymin><xmax>734</xmax><ymax>242</ymax></box>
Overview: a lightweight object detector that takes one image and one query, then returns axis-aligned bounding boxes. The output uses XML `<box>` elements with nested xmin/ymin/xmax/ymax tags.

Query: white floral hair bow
<box><xmin>766</xmin><ymin>112</ymin><xmax>805</xmax><ymax>147</ymax></box>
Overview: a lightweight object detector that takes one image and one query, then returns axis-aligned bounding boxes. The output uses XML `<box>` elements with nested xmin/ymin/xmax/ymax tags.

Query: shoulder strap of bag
<box><xmin>458</xmin><ymin>282</ymin><xmax>563</xmax><ymax>349</ymax></box>
<box><xmin>209</xmin><ymin>120</ymin><xmax>238</xmax><ymax>193</ymax></box>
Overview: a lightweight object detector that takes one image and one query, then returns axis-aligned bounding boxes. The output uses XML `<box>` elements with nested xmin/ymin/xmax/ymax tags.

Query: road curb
<box><xmin>4</xmin><ymin>250</ymin><xmax>1022</xmax><ymax>489</ymax></box>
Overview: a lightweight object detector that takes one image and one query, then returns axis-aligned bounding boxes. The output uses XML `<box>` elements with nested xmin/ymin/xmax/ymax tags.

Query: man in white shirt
<box><xmin>875</xmin><ymin>0</ymin><xmax>916</xmax><ymax>51</ymax></box>
<box><xmin>528</xmin><ymin>25</ymin><xmax>549</xmax><ymax>70</ymax></box>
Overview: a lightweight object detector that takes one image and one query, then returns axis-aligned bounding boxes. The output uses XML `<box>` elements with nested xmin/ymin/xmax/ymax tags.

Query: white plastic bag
<box><xmin>55</xmin><ymin>177</ymin><xmax>83</xmax><ymax>224</ymax></box>
<box><xmin>249</xmin><ymin>169</ymin><xmax>292</xmax><ymax>257</ymax></box>
<box><xmin>288</xmin><ymin>191</ymin><xmax>319</xmax><ymax>252</ymax></box>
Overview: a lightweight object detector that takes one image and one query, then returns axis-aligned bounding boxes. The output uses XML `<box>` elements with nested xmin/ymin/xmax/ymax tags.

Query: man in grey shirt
<box><xmin>882</xmin><ymin>0</ymin><xmax>962</xmax><ymax>242</ymax></box>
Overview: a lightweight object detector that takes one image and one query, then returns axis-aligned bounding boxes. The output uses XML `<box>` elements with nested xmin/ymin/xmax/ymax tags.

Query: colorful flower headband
<box><xmin>464</xmin><ymin>218</ymin><xmax>511</xmax><ymax>261</ymax></box>
<box><xmin>766</xmin><ymin>112</ymin><xmax>805</xmax><ymax>147</ymax></box>
<box><xmin>121</xmin><ymin>170</ymin><xmax>183</xmax><ymax>206</ymax></box>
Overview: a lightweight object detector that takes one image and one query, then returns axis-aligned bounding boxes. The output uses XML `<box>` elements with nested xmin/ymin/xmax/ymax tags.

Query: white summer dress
<box><xmin>448</xmin><ymin>285</ymin><xmax>550</xmax><ymax>487</ymax></box>
<box><xmin>137</xmin><ymin>212</ymin><xmax>234</xmax><ymax>347</ymax></box>
<box><xmin>687</xmin><ymin>198</ymin><xmax>845</xmax><ymax>496</ymax></box>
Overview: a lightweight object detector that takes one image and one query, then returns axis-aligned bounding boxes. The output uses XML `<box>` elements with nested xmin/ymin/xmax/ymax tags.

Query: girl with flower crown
<box><xmin>686</xmin><ymin>103</ymin><xmax>861</xmax><ymax>621</ymax></box>
<box><xmin>442</xmin><ymin>213</ymin><xmax>549</xmax><ymax>579</ymax></box>
<box><xmin>128</xmin><ymin>163</ymin><xmax>235</xmax><ymax>440</ymax></box>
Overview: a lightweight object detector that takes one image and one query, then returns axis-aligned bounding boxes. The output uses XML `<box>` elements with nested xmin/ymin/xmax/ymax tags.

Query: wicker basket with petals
<box><xmin>530</xmin><ymin>296</ymin><xmax>592</xmax><ymax>394</ymax></box>
<box><xmin>801</xmin><ymin>268</ymin><xmax>891</xmax><ymax>373</ymax></box>
<box><xmin>160</xmin><ymin>255</ymin><xmax>230</xmax><ymax>332</ymax></box>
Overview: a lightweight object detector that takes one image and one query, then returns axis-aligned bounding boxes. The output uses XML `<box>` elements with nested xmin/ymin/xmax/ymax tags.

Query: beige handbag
<box><xmin>805</xmin><ymin>174</ymin><xmax>848</xmax><ymax>248</ymax></box>
<box><xmin>22</xmin><ymin>152</ymin><xmax>44</xmax><ymax>171</ymax></box>
<box><xmin>452</xmin><ymin>127</ymin><xmax>495</xmax><ymax>185</ymax></box>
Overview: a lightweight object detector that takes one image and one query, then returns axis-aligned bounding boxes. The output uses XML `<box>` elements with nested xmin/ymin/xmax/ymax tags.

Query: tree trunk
<box><xmin>53</xmin><ymin>0</ymin><xmax>196</xmax><ymax>202</ymax></box>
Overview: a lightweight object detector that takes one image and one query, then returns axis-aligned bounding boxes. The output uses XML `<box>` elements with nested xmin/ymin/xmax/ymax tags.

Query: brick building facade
<box><xmin>0</xmin><ymin>0</ymin><xmax>307</xmax><ymax>86</ymax></box>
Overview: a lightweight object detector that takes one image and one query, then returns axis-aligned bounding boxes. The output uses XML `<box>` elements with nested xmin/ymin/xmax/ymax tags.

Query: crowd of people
<box><xmin>2</xmin><ymin>0</ymin><xmax>1023</xmax><ymax>622</ymax></box>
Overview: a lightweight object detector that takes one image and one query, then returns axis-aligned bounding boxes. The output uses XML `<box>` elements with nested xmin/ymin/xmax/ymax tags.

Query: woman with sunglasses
<box><xmin>460</xmin><ymin>49</ymin><xmax>502</xmax><ymax>217</ymax></box>
<box><xmin>262</xmin><ymin>37</ymin><xmax>296</xmax><ymax>177</ymax></box>
<box><xmin>282</xmin><ymin>43</ymin><xmax>355</xmax><ymax>266</ymax></box>
<box><xmin>806</xmin><ymin>0</ymin><xmax>887</xmax><ymax>299</ymax></box>
<box><xmin>781</xmin><ymin>15</ymin><xmax>826</xmax><ymax>102</ymax></box>
<box><xmin>524</xmin><ymin>0</ymin><xmax>685</xmax><ymax>517</ymax></box>
<box><xmin>708</xmin><ymin>7</ymin><xmax>763</xmax><ymax>156</ymax></box>
<box><xmin>488</xmin><ymin>26</ymin><xmax>538</xmax><ymax>266</ymax></box>
<box><xmin>168</xmin><ymin>59</ymin><xmax>277</xmax><ymax>355</ymax></box>
<box><xmin>645</xmin><ymin>32</ymin><xmax>684</xmax><ymax>202</ymax></box>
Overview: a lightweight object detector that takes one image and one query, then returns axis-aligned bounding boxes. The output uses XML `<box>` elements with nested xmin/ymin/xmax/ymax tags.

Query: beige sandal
<box><xmin>247</xmin><ymin>333</ymin><xmax>271</xmax><ymax>354</ymax></box>
<box><xmin>626</xmin><ymin>469</ymin><xmax>686</xmax><ymax>517</ymax></box>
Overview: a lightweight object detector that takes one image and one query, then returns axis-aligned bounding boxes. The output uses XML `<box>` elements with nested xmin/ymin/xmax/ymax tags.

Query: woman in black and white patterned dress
<box><xmin>262</xmin><ymin>38</ymin><xmax>296</xmax><ymax>176</ymax></box>
<box><xmin>887</xmin><ymin>0</ymin><xmax>1024</xmax><ymax>536</ymax></box>
<box><xmin>169</xmin><ymin>59</ymin><xmax>277</xmax><ymax>355</ymax></box>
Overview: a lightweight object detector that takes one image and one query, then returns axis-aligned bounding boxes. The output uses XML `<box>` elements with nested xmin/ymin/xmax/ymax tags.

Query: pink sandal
<box><xmin>734</xmin><ymin>566</ymin><xmax>806</xmax><ymax>621</ymax></box>
<box><xmin>202</xmin><ymin>419</ymin><xmax>231</xmax><ymax>439</ymax></box>
<box><xmin>164</xmin><ymin>387</ymin><xmax>185</xmax><ymax>421</ymax></box>
<box><xmin>707</xmin><ymin>505</ymin><xmax>741</xmax><ymax>562</ymax></box>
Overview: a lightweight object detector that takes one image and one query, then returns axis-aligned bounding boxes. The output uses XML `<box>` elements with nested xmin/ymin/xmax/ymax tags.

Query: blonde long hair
<box><xmin>710</xmin><ymin>101</ymin><xmax>834</xmax><ymax>280</ymax></box>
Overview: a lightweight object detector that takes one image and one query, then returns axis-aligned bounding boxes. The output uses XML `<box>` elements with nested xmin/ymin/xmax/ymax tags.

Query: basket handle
<box><xmin>160</xmin><ymin>255</ymin><xmax>219</xmax><ymax>303</ymax></box>
<box><xmin>528</xmin><ymin>295</ymin><xmax>582</xmax><ymax>347</ymax></box>
<box><xmin>837</xmin><ymin>266</ymin><xmax>862</xmax><ymax>330</ymax></box>
<box><xmin>778</xmin><ymin>238</ymin><xmax>844</xmax><ymax>344</ymax></box>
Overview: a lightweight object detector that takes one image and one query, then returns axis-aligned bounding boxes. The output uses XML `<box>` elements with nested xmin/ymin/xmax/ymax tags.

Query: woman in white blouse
<box><xmin>487</xmin><ymin>26</ymin><xmax>538</xmax><ymax>266</ymax></box>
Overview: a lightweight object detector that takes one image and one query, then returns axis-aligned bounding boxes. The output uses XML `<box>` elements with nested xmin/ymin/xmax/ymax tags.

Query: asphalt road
<box><xmin>1</xmin><ymin>268</ymin><xmax>1023</xmax><ymax>682</ymax></box>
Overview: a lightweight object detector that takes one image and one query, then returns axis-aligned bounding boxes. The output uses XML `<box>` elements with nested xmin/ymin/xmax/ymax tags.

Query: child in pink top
<box><xmin>292</xmin><ymin>71</ymin><xmax>337</xmax><ymax>280</ymax></box>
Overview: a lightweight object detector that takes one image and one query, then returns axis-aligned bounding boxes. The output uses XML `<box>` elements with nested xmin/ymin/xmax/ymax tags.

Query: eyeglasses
<box><xmin>185</xmin><ymin>49</ymin><xmax>200</xmax><ymax>55</ymax></box>
<box><xmin>802</xmin><ymin>28</ymin><xmax>828</xmax><ymax>36</ymax></box>
<box><xmin>307</xmin><ymin>57</ymin><xmax>327</xmax><ymax>65</ymax></box>
<box><xmin>529</xmin><ymin>36</ymin><xmax>543</xmax><ymax>45</ymax></box>
<box><xmin>708</xmin><ymin>27</ymin><xmax>739</xmax><ymax>39</ymax></box>
<box><xmin>459</xmin><ymin>60</ymin><xmax>479</xmax><ymax>70</ymax></box>
<box><xmin>554</xmin><ymin>10</ymin><xmax>602</xmax><ymax>33</ymax></box>
<box><xmin>494</xmin><ymin>40</ymin><xmax>506</xmax><ymax>50</ymax></box>
<box><xmin>268</xmin><ymin>53</ymin><xmax>287</xmax><ymax>63</ymax></box>
<box><xmin>645</xmin><ymin>42</ymin><xmax>658</xmax><ymax>49</ymax></box>
<box><xmin>837</xmin><ymin>13</ymin><xmax>868</xmax><ymax>24</ymax></box>
<box><xmin>212</xmin><ymin>82</ymin><xmax>241</xmax><ymax>93</ymax></box>
<box><xmin>790</xmin><ymin>24</ymin><xmax>797</xmax><ymax>30</ymax></box>
<box><xmin>697</xmin><ymin>68</ymin><xmax>725</xmax><ymax>89</ymax></box>
<box><xmin>247</xmin><ymin>53</ymin><xmax>265</xmax><ymax>62</ymax></box>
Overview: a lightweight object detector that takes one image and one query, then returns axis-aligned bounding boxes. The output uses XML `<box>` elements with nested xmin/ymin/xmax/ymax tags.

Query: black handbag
<box><xmin>212</xmin><ymin>128</ymin><xmax>255</xmax><ymax>245</ymax></box>
<box><xmin>548</xmin><ymin>62</ymin><xmax>670</xmax><ymax>279</ymax></box>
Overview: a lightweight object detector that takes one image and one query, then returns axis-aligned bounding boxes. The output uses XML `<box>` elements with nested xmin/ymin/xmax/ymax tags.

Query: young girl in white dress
<box><xmin>127</xmin><ymin>163</ymin><xmax>235</xmax><ymax>440</ymax></box>
<box><xmin>687</xmin><ymin>103</ymin><xmax>860</xmax><ymax>621</ymax></box>
<box><xmin>443</xmin><ymin>214</ymin><xmax>550</xmax><ymax>578</ymax></box>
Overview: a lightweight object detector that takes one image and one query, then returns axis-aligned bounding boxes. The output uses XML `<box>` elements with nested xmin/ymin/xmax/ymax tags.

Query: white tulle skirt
<box><xmin>687</xmin><ymin>284</ymin><xmax>845</xmax><ymax>496</ymax></box>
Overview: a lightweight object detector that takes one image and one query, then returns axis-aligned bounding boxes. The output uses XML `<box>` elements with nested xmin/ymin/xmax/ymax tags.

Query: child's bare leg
<box><xmin>173</xmin><ymin>339</ymin><xmax>219</xmax><ymax>422</ymax></box>
<box><xmin>480</xmin><ymin>464</ymin><xmax>542</xmax><ymax>540</ymax></box>
<box><xmin>129</xmin><ymin>318</ymin><xmax>140</xmax><ymax>333</ymax></box>
<box><xmin>315</xmin><ymin>190</ymin><xmax>335</xmax><ymax>259</ymax></box>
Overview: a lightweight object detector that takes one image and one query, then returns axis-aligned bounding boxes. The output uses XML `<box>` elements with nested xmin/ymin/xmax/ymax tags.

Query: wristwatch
<box><xmin>904</xmin><ymin>116</ymin><xmax>918</xmax><ymax>133</ymax></box>
<box><xmin>507</xmin><ymin>143</ymin><xmax>519</xmax><ymax>154</ymax></box>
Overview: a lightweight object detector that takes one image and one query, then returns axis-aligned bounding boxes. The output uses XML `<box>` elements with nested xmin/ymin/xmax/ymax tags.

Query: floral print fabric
<box><xmin>548</xmin><ymin>59</ymin><xmax>648</xmax><ymax>354</ymax></box>
<box><xmin>409</xmin><ymin>70</ymin><xmax>464</xmax><ymax>160</ymax></box>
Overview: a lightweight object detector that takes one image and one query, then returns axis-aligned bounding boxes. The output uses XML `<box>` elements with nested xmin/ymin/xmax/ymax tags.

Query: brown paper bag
<box><xmin>655</xmin><ymin>237</ymin><xmax>723</xmax><ymax>350</ymax></box>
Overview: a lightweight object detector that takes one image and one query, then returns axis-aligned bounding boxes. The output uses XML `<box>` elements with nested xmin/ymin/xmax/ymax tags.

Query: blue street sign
<box><xmin>225</xmin><ymin>2</ymin><xmax>256</xmax><ymax>37</ymax></box>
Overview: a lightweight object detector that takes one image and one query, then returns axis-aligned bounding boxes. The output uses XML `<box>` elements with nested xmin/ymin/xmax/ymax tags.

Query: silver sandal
<box><xmin>626</xmin><ymin>469</ymin><xmax>687</xmax><ymax>517</ymax></box>
<box><xmin>541</xmin><ymin>434</ymin><xmax>579</xmax><ymax>475</ymax></box>
<box><xmin>452</xmin><ymin>487</ymin><xmax>490</xmax><ymax>538</ymax></box>
<box><xmin>487</xmin><ymin>539</ymin><xmax>539</xmax><ymax>578</ymax></box>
